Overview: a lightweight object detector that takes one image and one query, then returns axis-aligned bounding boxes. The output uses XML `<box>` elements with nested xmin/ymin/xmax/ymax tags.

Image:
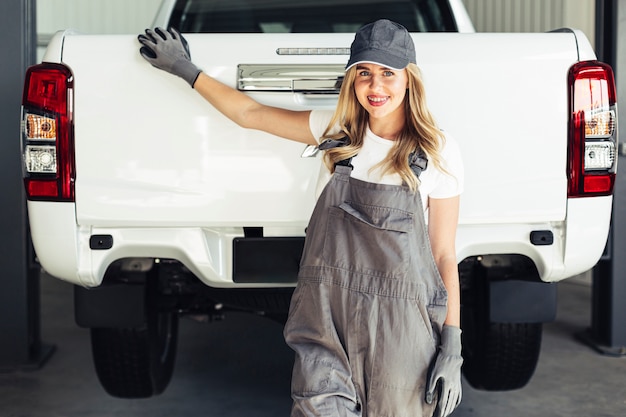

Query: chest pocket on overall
<box><xmin>323</xmin><ymin>201</ymin><xmax>414</xmax><ymax>279</ymax></box>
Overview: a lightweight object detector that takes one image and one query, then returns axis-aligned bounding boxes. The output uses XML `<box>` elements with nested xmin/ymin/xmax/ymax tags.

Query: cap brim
<box><xmin>345</xmin><ymin>50</ymin><xmax>409</xmax><ymax>71</ymax></box>
<box><xmin>345</xmin><ymin>60</ymin><xmax>406</xmax><ymax>71</ymax></box>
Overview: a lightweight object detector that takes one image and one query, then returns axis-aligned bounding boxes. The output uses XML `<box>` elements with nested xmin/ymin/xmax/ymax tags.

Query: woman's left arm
<box><xmin>428</xmin><ymin>195</ymin><xmax>461</xmax><ymax>327</ymax></box>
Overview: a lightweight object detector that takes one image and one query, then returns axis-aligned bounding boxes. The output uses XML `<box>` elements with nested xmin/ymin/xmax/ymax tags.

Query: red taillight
<box><xmin>21</xmin><ymin>63</ymin><xmax>75</xmax><ymax>201</ymax></box>
<box><xmin>567</xmin><ymin>61</ymin><xmax>617</xmax><ymax>198</ymax></box>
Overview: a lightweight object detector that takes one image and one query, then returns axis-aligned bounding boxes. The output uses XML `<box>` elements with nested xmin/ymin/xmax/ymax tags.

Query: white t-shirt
<box><xmin>309</xmin><ymin>109</ymin><xmax>464</xmax><ymax>211</ymax></box>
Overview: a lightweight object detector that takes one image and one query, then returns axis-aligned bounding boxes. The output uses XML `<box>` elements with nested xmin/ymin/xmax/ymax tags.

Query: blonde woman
<box><xmin>139</xmin><ymin>19</ymin><xmax>464</xmax><ymax>417</ymax></box>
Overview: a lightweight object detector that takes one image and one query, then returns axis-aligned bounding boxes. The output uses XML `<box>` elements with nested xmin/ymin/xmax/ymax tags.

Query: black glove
<box><xmin>426</xmin><ymin>325</ymin><xmax>463</xmax><ymax>417</ymax></box>
<box><xmin>138</xmin><ymin>27</ymin><xmax>201</xmax><ymax>87</ymax></box>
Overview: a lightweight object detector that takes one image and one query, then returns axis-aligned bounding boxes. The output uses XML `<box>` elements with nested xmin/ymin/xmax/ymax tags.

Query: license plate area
<box><xmin>233</xmin><ymin>237</ymin><xmax>304</xmax><ymax>283</ymax></box>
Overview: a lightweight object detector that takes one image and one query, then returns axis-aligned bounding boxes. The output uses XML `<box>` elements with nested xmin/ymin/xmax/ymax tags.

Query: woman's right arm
<box><xmin>193</xmin><ymin>72</ymin><xmax>317</xmax><ymax>145</ymax></box>
<box><xmin>138</xmin><ymin>27</ymin><xmax>317</xmax><ymax>146</ymax></box>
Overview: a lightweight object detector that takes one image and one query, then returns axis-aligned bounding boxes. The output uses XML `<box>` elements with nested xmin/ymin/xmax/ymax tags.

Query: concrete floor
<box><xmin>1</xmin><ymin>273</ymin><xmax>626</xmax><ymax>417</ymax></box>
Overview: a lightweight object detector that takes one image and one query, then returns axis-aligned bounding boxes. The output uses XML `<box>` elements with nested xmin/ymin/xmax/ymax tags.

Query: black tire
<box><xmin>90</xmin><ymin>279</ymin><xmax>179</xmax><ymax>398</ymax></box>
<box><xmin>461</xmin><ymin>260</ymin><xmax>543</xmax><ymax>391</ymax></box>
<box><xmin>462</xmin><ymin>321</ymin><xmax>542</xmax><ymax>391</ymax></box>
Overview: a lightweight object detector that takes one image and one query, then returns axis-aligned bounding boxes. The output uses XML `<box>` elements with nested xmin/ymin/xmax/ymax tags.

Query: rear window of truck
<box><xmin>170</xmin><ymin>0</ymin><xmax>457</xmax><ymax>33</ymax></box>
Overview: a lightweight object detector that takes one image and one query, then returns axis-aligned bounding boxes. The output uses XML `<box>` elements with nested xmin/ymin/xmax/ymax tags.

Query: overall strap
<box><xmin>318</xmin><ymin>137</ymin><xmax>349</xmax><ymax>150</ymax></box>
<box><xmin>319</xmin><ymin>137</ymin><xmax>354</xmax><ymax>169</ymax></box>
<box><xmin>409</xmin><ymin>148</ymin><xmax>428</xmax><ymax>179</ymax></box>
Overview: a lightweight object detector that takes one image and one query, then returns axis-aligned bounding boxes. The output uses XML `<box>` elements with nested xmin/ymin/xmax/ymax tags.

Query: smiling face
<box><xmin>353</xmin><ymin>63</ymin><xmax>409</xmax><ymax>139</ymax></box>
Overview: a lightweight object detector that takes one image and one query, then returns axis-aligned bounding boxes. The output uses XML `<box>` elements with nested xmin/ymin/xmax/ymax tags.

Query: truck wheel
<box><xmin>91</xmin><ymin>311</ymin><xmax>178</xmax><ymax>398</ymax></box>
<box><xmin>460</xmin><ymin>258</ymin><xmax>543</xmax><ymax>391</ymax></box>
<box><xmin>462</xmin><ymin>320</ymin><xmax>542</xmax><ymax>391</ymax></box>
<box><xmin>90</xmin><ymin>280</ymin><xmax>178</xmax><ymax>398</ymax></box>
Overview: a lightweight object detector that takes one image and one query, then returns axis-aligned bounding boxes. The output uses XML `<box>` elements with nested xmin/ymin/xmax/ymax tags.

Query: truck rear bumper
<box><xmin>29</xmin><ymin>195</ymin><xmax>611</xmax><ymax>288</ymax></box>
<box><xmin>456</xmin><ymin>196</ymin><xmax>612</xmax><ymax>282</ymax></box>
<box><xmin>28</xmin><ymin>201</ymin><xmax>305</xmax><ymax>288</ymax></box>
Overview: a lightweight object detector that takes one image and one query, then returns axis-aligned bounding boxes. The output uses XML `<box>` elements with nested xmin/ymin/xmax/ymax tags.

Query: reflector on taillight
<box><xmin>567</xmin><ymin>61</ymin><xmax>618</xmax><ymax>197</ymax></box>
<box><xmin>21</xmin><ymin>63</ymin><xmax>75</xmax><ymax>201</ymax></box>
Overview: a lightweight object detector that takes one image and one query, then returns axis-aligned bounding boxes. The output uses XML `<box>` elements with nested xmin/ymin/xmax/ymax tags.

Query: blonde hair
<box><xmin>321</xmin><ymin>63</ymin><xmax>446</xmax><ymax>191</ymax></box>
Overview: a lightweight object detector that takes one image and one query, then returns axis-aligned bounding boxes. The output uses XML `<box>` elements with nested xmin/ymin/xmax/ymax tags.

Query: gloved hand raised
<box><xmin>426</xmin><ymin>325</ymin><xmax>463</xmax><ymax>417</ymax></box>
<box><xmin>138</xmin><ymin>27</ymin><xmax>201</xmax><ymax>88</ymax></box>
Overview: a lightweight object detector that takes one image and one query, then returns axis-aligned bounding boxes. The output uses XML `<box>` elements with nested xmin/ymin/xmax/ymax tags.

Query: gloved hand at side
<box><xmin>138</xmin><ymin>27</ymin><xmax>201</xmax><ymax>88</ymax></box>
<box><xmin>426</xmin><ymin>325</ymin><xmax>463</xmax><ymax>417</ymax></box>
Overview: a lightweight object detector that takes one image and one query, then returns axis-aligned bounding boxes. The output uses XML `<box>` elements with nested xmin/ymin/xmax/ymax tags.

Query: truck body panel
<box><xmin>26</xmin><ymin>30</ymin><xmax>612</xmax><ymax>287</ymax></box>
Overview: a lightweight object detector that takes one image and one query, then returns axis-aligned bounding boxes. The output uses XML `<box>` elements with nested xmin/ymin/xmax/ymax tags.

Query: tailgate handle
<box><xmin>238</xmin><ymin>64</ymin><xmax>344</xmax><ymax>93</ymax></box>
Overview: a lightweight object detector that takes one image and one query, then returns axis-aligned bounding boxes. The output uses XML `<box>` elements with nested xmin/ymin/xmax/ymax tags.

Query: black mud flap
<box><xmin>74</xmin><ymin>283</ymin><xmax>146</xmax><ymax>328</ymax></box>
<box><xmin>490</xmin><ymin>280</ymin><xmax>557</xmax><ymax>323</ymax></box>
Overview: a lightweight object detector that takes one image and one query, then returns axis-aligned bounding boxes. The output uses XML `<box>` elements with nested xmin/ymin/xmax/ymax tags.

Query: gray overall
<box><xmin>284</xmin><ymin>150</ymin><xmax>449</xmax><ymax>417</ymax></box>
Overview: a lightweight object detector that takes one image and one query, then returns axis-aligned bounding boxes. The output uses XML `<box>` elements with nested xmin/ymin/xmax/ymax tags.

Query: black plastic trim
<box><xmin>233</xmin><ymin>237</ymin><xmax>304</xmax><ymax>283</ymax></box>
<box><xmin>90</xmin><ymin>234</ymin><xmax>113</xmax><ymax>250</ymax></box>
<box><xmin>530</xmin><ymin>230</ymin><xmax>554</xmax><ymax>246</ymax></box>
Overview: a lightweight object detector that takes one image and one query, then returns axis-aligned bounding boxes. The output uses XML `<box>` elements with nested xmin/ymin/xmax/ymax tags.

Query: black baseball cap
<box><xmin>346</xmin><ymin>19</ymin><xmax>416</xmax><ymax>71</ymax></box>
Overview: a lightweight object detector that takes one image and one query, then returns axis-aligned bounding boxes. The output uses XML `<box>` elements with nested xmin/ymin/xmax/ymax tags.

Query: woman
<box><xmin>139</xmin><ymin>19</ymin><xmax>463</xmax><ymax>417</ymax></box>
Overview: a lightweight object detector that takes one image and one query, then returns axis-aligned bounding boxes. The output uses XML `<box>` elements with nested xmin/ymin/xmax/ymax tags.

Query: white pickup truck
<box><xmin>21</xmin><ymin>0</ymin><xmax>617</xmax><ymax>399</ymax></box>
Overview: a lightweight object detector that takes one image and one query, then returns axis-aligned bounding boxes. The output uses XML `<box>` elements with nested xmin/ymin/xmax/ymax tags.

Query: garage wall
<box><xmin>37</xmin><ymin>0</ymin><xmax>162</xmax><ymax>60</ymax></box>
<box><xmin>37</xmin><ymin>0</ymin><xmax>162</xmax><ymax>35</ymax></box>
<box><xmin>462</xmin><ymin>0</ymin><xmax>596</xmax><ymax>46</ymax></box>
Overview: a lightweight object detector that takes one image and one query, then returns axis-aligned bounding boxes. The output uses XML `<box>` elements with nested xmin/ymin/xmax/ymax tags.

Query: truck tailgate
<box><xmin>60</xmin><ymin>32</ymin><xmax>579</xmax><ymax>228</ymax></box>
